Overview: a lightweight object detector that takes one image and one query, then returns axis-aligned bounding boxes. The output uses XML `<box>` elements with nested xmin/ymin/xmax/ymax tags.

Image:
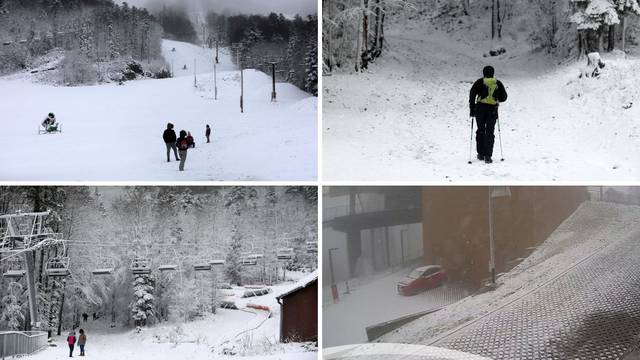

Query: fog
<box><xmin>116</xmin><ymin>0</ymin><xmax>317</xmax><ymax>17</ymax></box>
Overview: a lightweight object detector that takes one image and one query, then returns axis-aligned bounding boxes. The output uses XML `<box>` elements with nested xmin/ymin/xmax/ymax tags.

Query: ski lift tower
<box><xmin>0</xmin><ymin>211</ymin><xmax>62</xmax><ymax>330</ymax></box>
<box><xmin>267</xmin><ymin>56</ymin><xmax>283</xmax><ymax>102</ymax></box>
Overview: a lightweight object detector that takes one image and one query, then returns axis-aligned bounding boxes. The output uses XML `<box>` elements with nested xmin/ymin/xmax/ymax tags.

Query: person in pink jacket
<box><xmin>67</xmin><ymin>331</ymin><xmax>77</xmax><ymax>357</ymax></box>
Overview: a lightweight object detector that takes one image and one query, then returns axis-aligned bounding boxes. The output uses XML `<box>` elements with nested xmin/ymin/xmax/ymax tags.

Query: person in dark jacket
<box><xmin>469</xmin><ymin>65</ymin><xmax>508</xmax><ymax>163</ymax></box>
<box><xmin>67</xmin><ymin>331</ymin><xmax>76</xmax><ymax>357</ymax></box>
<box><xmin>205</xmin><ymin>124</ymin><xmax>211</xmax><ymax>143</ymax></box>
<box><xmin>163</xmin><ymin>123</ymin><xmax>180</xmax><ymax>162</ymax></box>
<box><xmin>176</xmin><ymin>130</ymin><xmax>189</xmax><ymax>171</ymax></box>
<box><xmin>78</xmin><ymin>329</ymin><xmax>87</xmax><ymax>356</ymax></box>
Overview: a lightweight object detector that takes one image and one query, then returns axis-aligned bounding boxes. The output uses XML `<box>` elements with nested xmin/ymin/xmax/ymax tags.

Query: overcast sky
<box><xmin>117</xmin><ymin>0</ymin><xmax>317</xmax><ymax>17</ymax></box>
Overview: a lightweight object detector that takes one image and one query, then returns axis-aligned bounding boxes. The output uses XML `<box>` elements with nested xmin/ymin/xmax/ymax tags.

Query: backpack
<box><xmin>178</xmin><ymin>138</ymin><xmax>189</xmax><ymax>151</ymax></box>
<box><xmin>479</xmin><ymin>77</ymin><xmax>498</xmax><ymax>105</ymax></box>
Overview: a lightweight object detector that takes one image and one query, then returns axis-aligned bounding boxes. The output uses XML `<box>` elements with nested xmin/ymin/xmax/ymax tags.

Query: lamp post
<box><xmin>488</xmin><ymin>187</ymin><xmax>496</xmax><ymax>286</ymax></box>
<box><xmin>328</xmin><ymin>247</ymin><xmax>339</xmax><ymax>302</ymax></box>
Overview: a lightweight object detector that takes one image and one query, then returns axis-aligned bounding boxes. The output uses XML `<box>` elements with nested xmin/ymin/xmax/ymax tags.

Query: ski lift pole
<box><xmin>214</xmin><ymin>62</ymin><xmax>218</xmax><ymax>100</ymax></box>
<box><xmin>271</xmin><ymin>62</ymin><xmax>277</xmax><ymax>102</ymax></box>
<box><xmin>215</xmin><ymin>40</ymin><xmax>219</xmax><ymax>64</ymax></box>
<box><xmin>240</xmin><ymin>65</ymin><xmax>244</xmax><ymax>113</ymax></box>
<box><xmin>194</xmin><ymin>58</ymin><xmax>197</xmax><ymax>87</ymax></box>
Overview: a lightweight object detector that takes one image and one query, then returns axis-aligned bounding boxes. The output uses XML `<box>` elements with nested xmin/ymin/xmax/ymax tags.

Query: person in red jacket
<box><xmin>67</xmin><ymin>331</ymin><xmax>77</xmax><ymax>357</ymax></box>
<box><xmin>186</xmin><ymin>131</ymin><xmax>195</xmax><ymax>148</ymax></box>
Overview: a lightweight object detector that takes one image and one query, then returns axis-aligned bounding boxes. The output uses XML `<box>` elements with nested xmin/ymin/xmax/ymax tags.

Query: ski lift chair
<box><xmin>306</xmin><ymin>241</ymin><xmax>318</xmax><ymax>253</ymax></box>
<box><xmin>92</xmin><ymin>258</ymin><xmax>115</xmax><ymax>275</ymax></box>
<box><xmin>194</xmin><ymin>262</ymin><xmax>212</xmax><ymax>271</ymax></box>
<box><xmin>158</xmin><ymin>264</ymin><xmax>178</xmax><ymax>271</ymax></box>
<box><xmin>276</xmin><ymin>248</ymin><xmax>295</xmax><ymax>260</ymax></box>
<box><xmin>3</xmin><ymin>269</ymin><xmax>25</xmax><ymax>278</ymax></box>
<box><xmin>46</xmin><ymin>257</ymin><xmax>70</xmax><ymax>277</ymax></box>
<box><xmin>130</xmin><ymin>257</ymin><xmax>151</xmax><ymax>275</ymax></box>
<box><xmin>210</xmin><ymin>259</ymin><xmax>225</xmax><ymax>266</ymax></box>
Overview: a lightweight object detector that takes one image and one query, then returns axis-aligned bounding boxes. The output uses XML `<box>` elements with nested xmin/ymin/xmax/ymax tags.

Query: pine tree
<box><xmin>131</xmin><ymin>274</ymin><xmax>154</xmax><ymax>326</ymax></box>
<box><xmin>1</xmin><ymin>282</ymin><xmax>25</xmax><ymax>330</ymax></box>
<box><xmin>304</xmin><ymin>39</ymin><xmax>318</xmax><ymax>96</ymax></box>
<box><xmin>225</xmin><ymin>230</ymin><xmax>243</xmax><ymax>285</ymax></box>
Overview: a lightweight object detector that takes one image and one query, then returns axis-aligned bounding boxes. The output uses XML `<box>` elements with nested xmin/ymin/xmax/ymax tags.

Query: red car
<box><xmin>397</xmin><ymin>265</ymin><xmax>446</xmax><ymax>296</ymax></box>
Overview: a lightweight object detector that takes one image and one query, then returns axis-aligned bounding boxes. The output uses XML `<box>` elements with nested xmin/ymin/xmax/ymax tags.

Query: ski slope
<box><xmin>323</xmin><ymin>15</ymin><xmax>640</xmax><ymax>182</ymax></box>
<box><xmin>0</xmin><ymin>39</ymin><xmax>316</xmax><ymax>181</ymax></box>
<box><xmin>30</xmin><ymin>275</ymin><xmax>316</xmax><ymax>360</ymax></box>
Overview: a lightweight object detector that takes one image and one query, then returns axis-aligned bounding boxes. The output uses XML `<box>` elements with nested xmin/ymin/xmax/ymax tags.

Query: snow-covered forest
<box><xmin>322</xmin><ymin>0</ymin><xmax>640</xmax><ymax>181</ymax></box>
<box><xmin>0</xmin><ymin>186</ymin><xmax>317</xmax><ymax>337</ymax></box>
<box><xmin>0</xmin><ymin>0</ymin><xmax>167</xmax><ymax>84</ymax></box>
<box><xmin>323</xmin><ymin>0</ymin><xmax>640</xmax><ymax>72</ymax></box>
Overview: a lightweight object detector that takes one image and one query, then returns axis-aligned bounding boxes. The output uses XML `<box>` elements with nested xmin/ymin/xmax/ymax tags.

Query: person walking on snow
<box><xmin>163</xmin><ymin>123</ymin><xmax>180</xmax><ymax>162</ymax></box>
<box><xmin>67</xmin><ymin>331</ymin><xmax>77</xmax><ymax>357</ymax></box>
<box><xmin>205</xmin><ymin>124</ymin><xmax>211</xmax><ymax>143</ymax></box>
<box><xmin>469</xmin><ymin>65</ymin><xmax>508</xmax><ymax>163</ymax></box>
<box><xmin>176</xmin><ymin>130</ymin><xmax>190</xmax><ymax>171</ymax></box>
<box><xmin>187</xmin><ymin>131</ymin><xmax>195</xmax><ymax>148</ymax></box>
<box><xmin>78</xmin><ymin>329</ymin><xmax>87</xmax><ymax>356</ymax></box>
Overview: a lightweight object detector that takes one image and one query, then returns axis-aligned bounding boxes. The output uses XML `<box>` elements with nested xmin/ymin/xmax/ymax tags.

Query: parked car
<box><xmin>397</xmin><ymin>265</ymin><xmax>446</xmax><ymax>296</ymax></box>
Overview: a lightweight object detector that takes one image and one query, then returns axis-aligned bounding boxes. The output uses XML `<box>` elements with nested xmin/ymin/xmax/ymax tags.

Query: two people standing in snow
<box><xmin>469</xmin><ymin>65</ymin><xmax>508</xmax><ymax>164</ymax></box>
<box><xmin>66</xmin><ymin>328</ymin><xmax>87</xmax><ymax>357</ymax></box>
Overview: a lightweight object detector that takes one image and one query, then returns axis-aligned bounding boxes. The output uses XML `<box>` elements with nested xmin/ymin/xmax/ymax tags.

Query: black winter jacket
<box><xmin>163</xmin><ymin>129</ymin><xmax>177</xmax><ymax>143</ymax></box>
<box><xmin>469</xmin><ymin>78</ymin><xmax>508</xmax><ymax>113</ymax></box>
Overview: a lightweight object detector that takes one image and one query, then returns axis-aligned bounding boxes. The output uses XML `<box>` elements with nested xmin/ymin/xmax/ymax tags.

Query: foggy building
<box><xmin>323</xmin><ymin>187</ymin><xmax>423</xmax><ymax>284</ymax></box>
<box><xmin>422</xmin><ymin>186</ymin><xmax>589</xmax><ymax>287</ymax></box>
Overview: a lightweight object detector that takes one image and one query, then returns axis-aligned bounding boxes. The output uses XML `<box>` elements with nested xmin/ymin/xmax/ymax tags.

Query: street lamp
<box><xmin>328</xmin><ymin>247</ymin><xmax>339</xmax><ymax>302</ymax></box>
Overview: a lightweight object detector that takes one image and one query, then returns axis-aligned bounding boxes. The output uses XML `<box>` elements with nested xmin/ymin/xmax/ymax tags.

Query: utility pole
<box><xmin>488</xmin><ymin>187</ymin><xmax>496</xmax><ymax>286</ymax></box>
<box><xmin>194</xmin><ymin>58</ymin><xmax>197</xmax><ymax>87</ymax></box>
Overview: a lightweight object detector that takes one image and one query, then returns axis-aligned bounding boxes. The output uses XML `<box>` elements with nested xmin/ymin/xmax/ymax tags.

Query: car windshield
<box><xmin>408</xmin><ymin>269</ymin><xmax>423</xmax><ymax>279</ymax></box>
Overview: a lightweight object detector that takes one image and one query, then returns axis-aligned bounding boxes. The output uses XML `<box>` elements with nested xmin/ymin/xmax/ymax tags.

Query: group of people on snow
<box><xmin>66</xmin><ymin>329</ymin><xmax>87</xmax><ymax>357</ymax></box>
<box><xmin>163</xmin><ymin>122</ymin><xmax>210</xmax><ymax>171</ymax></box>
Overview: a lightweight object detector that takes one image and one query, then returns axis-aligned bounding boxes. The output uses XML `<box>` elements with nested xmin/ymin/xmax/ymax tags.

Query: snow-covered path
<box><xmin>323</xmin><ymin>16</ymin><xmax>640</xmax><ymax>181</ymax></box>
<box><xmin>0</xmin><ymin>40</ymin><xmax>316</xmax><ymax>181</ymax></box>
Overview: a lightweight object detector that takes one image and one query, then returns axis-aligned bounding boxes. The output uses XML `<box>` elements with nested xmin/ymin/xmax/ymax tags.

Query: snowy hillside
<box><xmin>0</xmin><ymin>40</ymin><xmax>317</xmax><ymax>181</ymax></box>
<box><xmin>323</xmin><ymin>9</ymin><xmax>640</xmax><ymax>181</ymax></box>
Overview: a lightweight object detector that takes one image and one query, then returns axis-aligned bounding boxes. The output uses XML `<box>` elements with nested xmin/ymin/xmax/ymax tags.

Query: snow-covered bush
<box><xmin>1</xmin><ymin>282</ymin><xmax>25</xmax><ymax>330</ymax></box>
<box><xmin>60</xmin><ymin>51</ymin><xmax>98</xmax><ymax>86</ymax></box>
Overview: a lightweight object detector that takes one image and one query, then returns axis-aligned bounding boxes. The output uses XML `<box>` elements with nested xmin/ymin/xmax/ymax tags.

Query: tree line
<box><xmin>206</xmin><ymin>12</ymin><xmax>318</xmax><ymax>96</ymax></box>
<box><xmin>0</xmin><ymin>0</ymin><xmax>165</xmax><ymax>83</ymax></box>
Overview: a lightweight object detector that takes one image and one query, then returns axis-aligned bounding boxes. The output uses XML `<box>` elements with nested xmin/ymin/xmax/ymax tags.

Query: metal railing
<box><xmin>0</xmin><ymin>331</ymin><xmax>48</xmax><ymax>358</ymax></box>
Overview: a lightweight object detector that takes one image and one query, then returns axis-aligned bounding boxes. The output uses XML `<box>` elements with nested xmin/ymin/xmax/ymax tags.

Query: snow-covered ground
<box><xmin>380</xmin><ymin>201</ymin><xmax>640</xmax><ymax>344</ymax></box>
<box><xmin>30</xmin><ymin>272</ymin><xmax>317</xmax><ymax>360</ymax></box>
<box><xmin>323</xmin><ymin>268</ymin><xmax>471</xmax><ymax>348</ymax></box>
<box><xmin>323</xmin><ymin>14</ymin><xmax>640</xmax><ymax>181</ymax></box>
<box><xmin>0</xmin><ymin>39</ymin><xmax>317</xmax><ymax>181</ymax></box>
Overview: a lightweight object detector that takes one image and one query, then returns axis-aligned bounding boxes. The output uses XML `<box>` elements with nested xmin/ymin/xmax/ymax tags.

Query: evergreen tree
<box><xmin>131</xmin><ymin>273</ymin><xmax>154</xmax><ymax>326</ymax></box>
<box><xmin>1</xmin><ymin>282</ymin><xmax>25</xmax><ymax>330</ymax></box>
<box><xmin>304</xmin><ymin>39</ymin><xmax>318</xmax><ymax>96</ymax></box>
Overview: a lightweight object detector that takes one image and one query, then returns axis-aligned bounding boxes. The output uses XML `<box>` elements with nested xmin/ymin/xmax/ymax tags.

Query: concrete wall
<box><xmin>422</xmin><ymin>187</ymin><xmax>589</xmax><ymax>287</ymax></box>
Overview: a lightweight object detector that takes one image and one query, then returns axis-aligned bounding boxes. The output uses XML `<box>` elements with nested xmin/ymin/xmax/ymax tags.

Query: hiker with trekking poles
<box><xmin>468</xmin><ymin>65</ymin><xmax>508</xmax><ymax>164</ymax></box>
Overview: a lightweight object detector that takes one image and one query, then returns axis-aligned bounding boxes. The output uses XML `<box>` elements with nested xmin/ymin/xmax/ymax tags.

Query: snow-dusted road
<box><xmin>0</xmin><ymin>40</ymin><xmax>317</xmax><ymax>181</ymax></box>
<box><xmin>323</xmin><ymin>269</ymin><xmax>470</xmax><ymax>348</ymax></box>
<box><xmin>323</xmin><ymin>14</ymin><xmax>640</xmax><ymax>181</ymax></box>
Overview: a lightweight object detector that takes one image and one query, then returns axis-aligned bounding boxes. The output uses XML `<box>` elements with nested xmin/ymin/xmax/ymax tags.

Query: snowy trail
<box><xmin>0</xmin><ymin>40</ymin><xmax>316</xmax><ymax>181</ymax></box>
<box><xmin>323</xmin><ymin>17</ymin><xmax>640</xmax><ymax>181</ymax></box>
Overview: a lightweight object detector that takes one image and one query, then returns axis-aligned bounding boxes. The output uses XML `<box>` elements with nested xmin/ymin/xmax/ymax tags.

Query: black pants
<box><xmin>475</xmin><ymin>104</ymin><xmax>498</xmax><ymax>157</ymax></box>
<box><xmin>80</xmin><ymin>344</ymin><xmax>85</xmax><ymax>355</ymax></box>
<box><xmin>69</xmin><ymin>344</ymin><xmax>74</xmax><ymax>357</ymax></box>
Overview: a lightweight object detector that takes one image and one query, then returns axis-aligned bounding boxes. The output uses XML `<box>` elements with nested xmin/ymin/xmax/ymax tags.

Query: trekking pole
<box><xmin>497</xmin><ymin>117</ymin><xmax>505</xmax><ymax>161</ymax></box>
<box><xmin>467</xmin><ymin>117</ymin><xmax>474</xmax><ymax>164</ymax></box>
